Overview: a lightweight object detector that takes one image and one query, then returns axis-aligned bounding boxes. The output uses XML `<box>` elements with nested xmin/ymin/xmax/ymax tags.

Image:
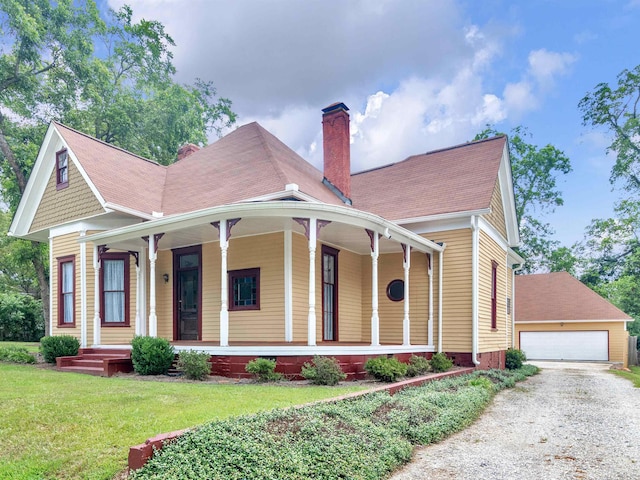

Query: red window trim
<box><xmin>100</xmin><ymin>252</ymin><xmax>131</xmax><ymax>327</ymax></box>
<box><xmin>57</xmin><ymin>255</ymin><xmax>75</xmax><ymax>327</ymax></box>
<box><xmin>321</xmin><ymin>245</ymin><xmax>339</xmax><ymax>341</ymax></box>
<box><xmin>56</xmin><ymin>148</ymin><xmax>69</xmax><ymax>190</ymax></box>
<box><xmin>229</xmin><ymin>267</ymin><xmax>260</xmax><ymax>311</ymax></box>
<box><xmin>491</xmin><ymin>260</ymin><xmax>498</xmax><ymax>330</ymax></box>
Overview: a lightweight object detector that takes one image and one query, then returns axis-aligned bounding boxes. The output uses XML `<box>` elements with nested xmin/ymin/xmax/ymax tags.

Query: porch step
<box><xmin>56</xmin><ymin>349</ymin><xmax>133</xmax><ymax>377</ymax></box>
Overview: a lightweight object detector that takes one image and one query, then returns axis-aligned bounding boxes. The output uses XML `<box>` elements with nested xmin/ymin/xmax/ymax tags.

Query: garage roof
<box><xmin>515</xmin><ymin>272</ymin><xmax>632</xmax><ymax>322</ymax></box>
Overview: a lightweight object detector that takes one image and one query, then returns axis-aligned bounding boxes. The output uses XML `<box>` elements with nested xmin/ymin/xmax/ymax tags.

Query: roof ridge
<box><xmin>53</xmin><ymin>121</ymin><xmax>163</xmax><ymax>167</ymax></box>
<box><xmin>254</xmin><ymin>123</ymin><xmax>290</xmax><ymax>187</ymax></box>
<box><xmin>352</xmin><ymin>134</ymin><xmax>506</xmax><ymax>176</ymax></box>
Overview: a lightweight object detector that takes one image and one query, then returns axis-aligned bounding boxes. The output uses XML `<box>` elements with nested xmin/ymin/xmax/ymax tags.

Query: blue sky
<box><xmin>108</xmin><ymin>0</ymin><xmax>639</xmax><ymax>248</ymax></box>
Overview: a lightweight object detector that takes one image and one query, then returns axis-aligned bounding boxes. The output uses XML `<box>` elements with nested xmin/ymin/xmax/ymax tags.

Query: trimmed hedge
<box><xmin>131</xmin><ymin>336</ymin><xmax>175</xmax><ymax>375</ymax></box>
<box><xmin>245</xmin><ymin>358</ymin><xmax>283</xmax><ymax>382</ymax></box>
<box><xmin>131</xmin><ymin>365</ymin><xmax>538</xmax><ymax>480</ymax></box>
<box><xmin>364</xmin><ymin>356</ymin><xmax>408</xmax><ymax>382</ymax></box>
<box><xmin>301</xmin><ymin>355</ymin><xmax>347</xmax><ymax>385</ymax></box>
<box><xmin>176</xmin><ymin>350</ymin><xmax>211</xmax><ymax>380</ymax></box>
<box><xmin>40</xmin><ymin>335</ymin><xmax>80</xmax><ymax>363</ymax></box>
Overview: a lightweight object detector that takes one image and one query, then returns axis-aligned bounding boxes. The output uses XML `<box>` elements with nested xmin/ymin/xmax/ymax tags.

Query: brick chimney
<box><xmin>177</xmin><ymin>143</ymin><xmax>200</xmax><ymax>161</ymax></box>
<box><xmin>322</xmin><ymin>102</ymin><xmax>351</xmax><ymax>204</ymax></box>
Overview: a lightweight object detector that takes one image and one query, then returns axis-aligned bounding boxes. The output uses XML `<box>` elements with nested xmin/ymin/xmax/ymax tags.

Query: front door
<box><xmin>173</xmin><ymin>247</ymin><xmax>201</xmax><ymax>340</ymax></box>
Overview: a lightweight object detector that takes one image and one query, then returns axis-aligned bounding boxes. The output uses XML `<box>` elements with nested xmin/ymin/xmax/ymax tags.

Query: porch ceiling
<box><xmin>81</xmin><ymin>202</ymin><xmax>443</xmax><ymax>255</ymax></box>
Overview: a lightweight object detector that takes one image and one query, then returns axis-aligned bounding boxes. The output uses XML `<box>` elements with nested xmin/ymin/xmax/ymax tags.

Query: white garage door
<box><xmin>520</xmin><ymin>331</ymin><xmax>609</xmax><ymax>361</ymax></box>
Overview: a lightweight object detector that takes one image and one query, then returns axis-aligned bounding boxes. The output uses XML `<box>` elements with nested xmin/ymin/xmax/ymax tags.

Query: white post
<box><xmin>307</xmin><ymin>218</ymin><xmax>317</xmax><ymax>346</ymax></box>
<box><xmin>402</xmin><ymin>246</ymin><xmax>411</xmax><ymax>346</ymax></box>
<box><xmin>134</xmin><ymin>255</ymin><xmax>142</xmax><ymax>336</ymax></box>
<box><xmin>148</xmin><ymin>235</ymin><xmax>158</xmax><ymax>338</ymax></box>
<box><xmin>438</xmin><ymin>246</ymin><xmax>445</xmax><ymax>353</ymax></box>
<box><xmin>428</xmin><ymin>253</ymin><xmax>434</xmax><ymax>347</ymax></box>
<box><xmin>284</xmin><ymin>228</ymin><xmax>293</xmax><ymax>342</ymax></box>
<box><xmin>371</xmin><ymin>232</ymin><xmax>380</xmax><ymax>346</ymax></box>
<box><xmin>93</xmin><ymin>245</ymin><xmax>101</xmax><ymax>346</ymax></box>
<box><xmin>220</xmin><ymin>219</ymin><xmax>229</xmax><ymax>347</ymax></box>
<box><xmin>49</xmin><ymin>236</ymin><xmax>54</xmax><ymax>336</ymax></box>
<box><xmin>79</xmin><ymin>232</ymin><xmax>87</xmax><ymax>348</ymax></box>
<box><xmin>138</xmin><ymin>246</ymin><xmax>147</xmax><ymax>336</ymax></box>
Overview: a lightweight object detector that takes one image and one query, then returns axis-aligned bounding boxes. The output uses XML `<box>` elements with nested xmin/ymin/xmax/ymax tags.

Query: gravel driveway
<box><xmin>390</xmin><ymin>362</ymin><xmax>640</xmax><ymax>480</ymax></box>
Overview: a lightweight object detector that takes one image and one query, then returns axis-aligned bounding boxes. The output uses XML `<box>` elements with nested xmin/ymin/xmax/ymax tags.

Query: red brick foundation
<box><xmin>445</xmin><ymin>350</ymin><xmax>506</xmax><ymax>370</ymax></box>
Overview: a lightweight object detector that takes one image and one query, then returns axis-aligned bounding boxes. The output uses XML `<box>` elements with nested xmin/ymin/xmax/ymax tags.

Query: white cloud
<box><xmin>527</xmin><ymin>49</ymin><xmax>577</xmax><ymax>87</ymax></box>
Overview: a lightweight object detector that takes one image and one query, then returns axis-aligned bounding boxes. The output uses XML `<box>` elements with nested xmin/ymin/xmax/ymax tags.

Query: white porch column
<box><xmin>79</xmin><ymin>231</ymin><xmax>87</xmax><ymax>348</ymax></box>
<box><xmin>402</xmin><ymin>245</ymin><xmax>411</xmax><ymax>346</ymax></box>
<box><xmin>138</xmin><ymin>246</ymin><xmax>147</xmax><ymax>336</ymax></box>
<box><xmin>428</xmin><ymin>253</ymin><xmax>434</xmax><ymax>347</ymax></box>
<box><xmin>134</xmin><ymin>252</ymin><xmax>142</xmax><ymax>336</ymax></box>
<box><xmin>307</xmin><ymin>218</ymin><xmax>317</xmax><ymax>346</ymax></box>
<box><xmin>371</xmin><ymin>232</ymin><xmax>380</xmax><ymax>346</ymax></box>
<box><xmin>148</xmin><ymin>235</ymin><xmax>158</xmax><ymax>338</ymax></box>
<box><xmin>219</xmin><ymin>219</ymin><xmax>229</xmax><ymax>347</ymax></box>
<box><xmin>92</xmin><ymin>245</ymin><xmax>101</xmax><ymax>346</ymax></box>
<box><xmin>284</xmin><ymin>228</ymin><xmax>293</xmax><ymax>342</ymax></box>
<box><xmin>49</xmin><ymin>235</ymin><xmax>53</xmax><ymax>336</ymax></box>
<box><xmin>438</xmin><ymin>246</ymin><xmax>445</xmax><ymax>353</ymax></box>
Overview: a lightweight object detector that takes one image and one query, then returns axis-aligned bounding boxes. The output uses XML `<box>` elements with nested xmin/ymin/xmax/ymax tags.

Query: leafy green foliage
<box><xmin>131</xmin><ymin>336</ymin><xmax>174</xmax><ymax>375</ymax></box>
<box><xmin>0</xmin><ymin>292</ymin><xmax>43</xmax><ymax>341</ymax></box>
<box><xmin>365</xmin><ymin>356</ymin><xmax>408</xmax><ymax>382</ymax></box>
<box><xmin>429</xmin><ymin>352</ymin><xmax>453</xmax><ymax>373</ymax></box>
<box><xmin>39</xmin><ymin>335</ymin><xmax>79</xmax><ymax>363</ymax></box>
<box><xmin>0</xmin><ymin>344</ymin><xmax>36</xmax><ymax>363</ymax></box>
<box><xmin>131</xmin><ymin>366</ymin><xmax>538</xmax><ymax>480</ymax></box>
<box><xmin>301</xmin><ymin>355</ymin><xmax>347</xmax><ymax>385</ymax></box>
<box><xmin>475</xmin><ymin>126</ymin><xmax>572</xmax><ymax>273</ymax></box>
<box><xmin>176</xmin><ymin>350</ymin><xmax>211</xmax><ymax>381</ymax></box>
<box><xmin>245</xmin><ymin>358</ymin><xmax>283</xmax><ymax>382</ymax></box>
<box><xmin>505</xmin><ymin>348</ymin><xmax>527</xmax><ymax>370</ymax></box>
<box><xmin>406</xmin><ymin>354</ymin><xmax>430</xmax><ymax>377</ymax></box>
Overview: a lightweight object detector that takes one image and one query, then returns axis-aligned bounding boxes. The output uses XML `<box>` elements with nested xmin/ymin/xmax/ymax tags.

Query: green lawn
<box><xmin>0</xmin><ymin>363</ymin><xmax>365</xmax><ymax>480</ymax></box>
<box><xmin>610</xmin><ymin>365</ymin><xmax>640</xmax><ymax>387</ymax></box>
<box><xmin>0</xmin><ymin>341</ymin><xmax>41</xmax><ymax>353</ymax></box>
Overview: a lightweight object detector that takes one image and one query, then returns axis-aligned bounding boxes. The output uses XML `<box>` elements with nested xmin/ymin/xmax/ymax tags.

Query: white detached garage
<box><xmin>514</xmin><ymin>272</ymin><xmax>631</xmax><ymax>366</ymax></box>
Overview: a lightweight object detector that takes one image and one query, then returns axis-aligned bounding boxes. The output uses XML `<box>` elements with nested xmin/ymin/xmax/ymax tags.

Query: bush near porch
<box><xmin>132</xmin><ymin>365</ymin><xmax>539</xmax><ymax>480</ymax></box>
<box><xmin>0</xmin><ymin>363</ymin><xmax>365</xmax><ymax>480</ymax></box>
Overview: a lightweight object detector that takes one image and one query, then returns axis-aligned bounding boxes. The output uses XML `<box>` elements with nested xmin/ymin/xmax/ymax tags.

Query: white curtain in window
<box><xmin>62</xmin><ymin>262</ymin><xmax>73</xmax><ymax>323</ymax></box>
<box><xmin>104</xmin><ymin>259</ymin><xmax>125</xmax><ymax>322</ymax></box>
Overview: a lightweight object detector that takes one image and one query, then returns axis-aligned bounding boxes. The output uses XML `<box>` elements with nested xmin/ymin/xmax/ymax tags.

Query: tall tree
<box><xmin>579</xmin><ymin>64</ymin><xmax>640</xmax><ymax>336</ymax></box>
<box><xmin>0</xmin><ymin>1</ymin><xmax>236</xmax><ymax>327</ymax></box>
<box><xmin>475</xmin><ymin>126</ymin><xmax>572</xmax><ymax>273</ymax></box>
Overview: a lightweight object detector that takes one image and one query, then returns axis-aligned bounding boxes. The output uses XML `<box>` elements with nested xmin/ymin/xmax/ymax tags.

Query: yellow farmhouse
<box><xmin>10</xmin><ymin>103</ymin><xmax>524</xmax><ymax>378</ymax></box>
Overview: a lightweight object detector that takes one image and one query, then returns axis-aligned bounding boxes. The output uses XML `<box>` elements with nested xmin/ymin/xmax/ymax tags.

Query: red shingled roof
<box><xmin>351</xmin><ymin>136</ymin><xmax>507</xmax><ymax>220</ymax></box>
<box><xmin>54</xmin><ymin>123</ymin><xmax>166</xmax><ymax>215</ymax></box>
<box><xmin>161</xmin><ymin>122</ymin><xmax>342</xmax><ymax>215</ymax></box>
<box><xmin>515</xmin><ymin>272</ymin><xmax>631</xmax><ymax>322</ymax></box>
<box><xmin>54</xmin><ymin>122</ymin><xmax>507</xmax><ymax>222</ymax></box>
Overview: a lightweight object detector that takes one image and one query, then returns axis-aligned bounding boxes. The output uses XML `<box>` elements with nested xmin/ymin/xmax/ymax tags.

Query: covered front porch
<box><xmin>79</xmin><ymin>200</ymin><xmax>446</xmax><ymax>376</ymax></box>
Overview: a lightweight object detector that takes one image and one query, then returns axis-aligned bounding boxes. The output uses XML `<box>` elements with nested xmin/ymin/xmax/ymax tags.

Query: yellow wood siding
<box><xmin>155</xmin><ymin>249</ymin><xmax>174</xmax><ymax>340</ymax></box>
<box><xmin>31</xmin><ymin>159</ymin><xmax>104</xmax><ymax>233</ymax></box>
<box><xmin>227</xmin><ymin>233</ymin><xmax>285</xmax><ymax>342</ymax></box>
<box><xmin>478</xmin><ymin>230</ymin><xmax>510</xmax><ymax>352</ymax></box>
<box><xmin>515</xmin><ymin>322</ymin><xmax>629</xmax><ymax>364</ymax></box>
<box><xmin>51</xmin><ymin>233</ymin><xmax>81</xmax><ymax>337</ymax></box>
<box><xmin>332</xmin><ymin>247</ymin><xmax>363</xmax><ymax>342</ymax></box>
<box><xmin>483</xmin><ymin>182</ymin><xmax>508</xmax><ymax>239</ymax></box>
<box><xmin>427</xmin><ymin>229</ymin><xmax>473</xmax><ymax>351</ymax></box>
<box><xmin>292</xmin><ymin>232</ymin><xmax>310</xmax><ymax>342</ymax></box>
<box><xmin>202</xmin><ymin>242</ymin><xmax>221</xmax><ymax>341</ymax></box>
<box><xmin>50</xmin><ymin>234</ymin><xmax>136</xmax><ymax>344</ymax></box>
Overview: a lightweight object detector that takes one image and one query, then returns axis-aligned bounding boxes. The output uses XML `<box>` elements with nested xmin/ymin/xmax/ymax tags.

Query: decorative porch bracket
<box><xmin>293</xmin><ymin>217</ymin><xmax>331</xmax><ymax>239</ymax></box>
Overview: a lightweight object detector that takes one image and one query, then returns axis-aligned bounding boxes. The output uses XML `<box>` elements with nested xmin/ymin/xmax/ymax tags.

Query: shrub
<box><xmin>0</xmin><ymin>293</ymin><xmax>44</xmax><ymax>342</ymax></box>
<box><xmin>429</xmin><ymin>352</ymin><xmax>453</xmax><ymax>373</ymax></box>
<box><xmin>0</xmin><ymin>345</ymin><xmax>36</xmax><ymax>364</ymax></box>
<box><xmin>505</xmin><ymin>348</ymin><xmax>527</xmax><ymax>370</ymax></box>
<box><xmin>301</xmin><ymin>355</ymin><xmax>347</xmax><ymax>385</ymax></box>
<box><xmin>364</xmin><ymin>356</ymin><xmax>408</xmax><ymax>382</ymax></box>
<box><xmin>131</xmin><ymin>336</ymin><xmax>175</xmax><ymax>375</ymax></box>
<box><xmin>176</xmin><ymin>350</ymin><xmax>211</xmax><ymax>380</ymax></box>
<box><xmin>406</xmin><ymin>354</ymin><xmax>430</xmax><ymax>377</ymax></box>
<box><xmin>468</xmin><ymin>376</ymin><xmax>494</xmax><ymax>390</ymax></box>
<box><xmin>245</xmin><ymin>357</ymin><xmax>282</xmax><ymax>382</ymax></box>
<box><xmin>40</xmin><ymin>335</ymin><xmax>80</xmax><ymax>363</ymax></box>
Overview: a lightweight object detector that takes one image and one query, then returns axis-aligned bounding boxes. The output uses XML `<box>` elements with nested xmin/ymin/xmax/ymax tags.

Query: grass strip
<box><xmin>610</xmin><ymin>365</ymin><xmax>640</xmax><ymax>387</ymax></box>
<box><xmin>132</xmin><ymin>365</ymin><xmax>539</xmax><ymax>480</ymax></box>
<box><xmin>0</xmin><ymin>364</ymin><xmax>365</xmax><ymax>480</ymax></box>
